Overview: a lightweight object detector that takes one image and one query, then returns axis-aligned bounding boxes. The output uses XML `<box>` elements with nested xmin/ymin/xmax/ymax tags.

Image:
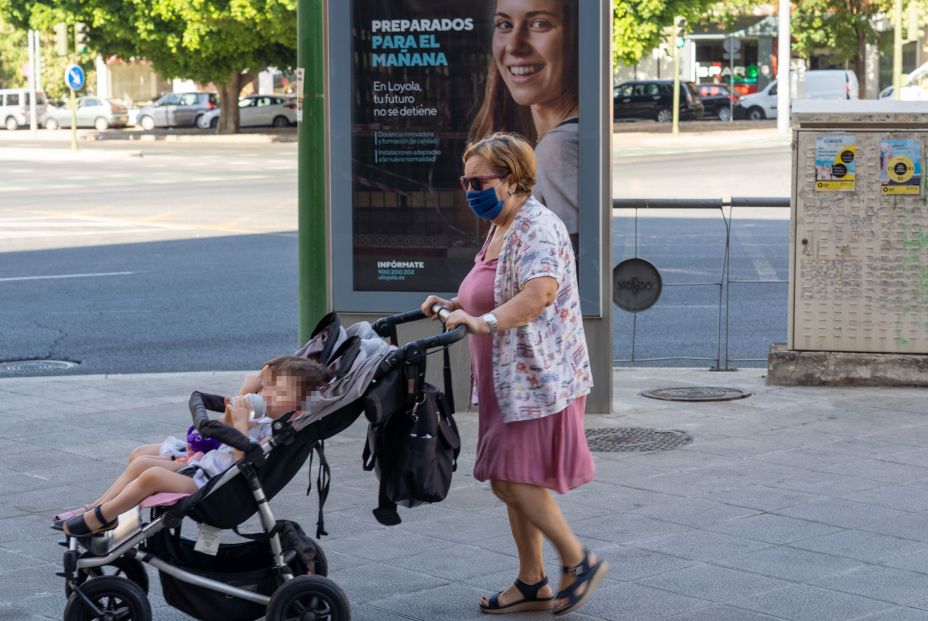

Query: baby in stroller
<box><xmin>57</xmin><ymin>356</ymin><xmax>331</xmax><ymax>539</ymax></box>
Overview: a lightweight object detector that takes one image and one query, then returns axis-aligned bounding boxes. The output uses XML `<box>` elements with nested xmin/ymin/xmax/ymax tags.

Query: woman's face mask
<box><xmin>466</xmin><ymin>187</ymin><xmax>505</xmax><ymax>220</ymax></box>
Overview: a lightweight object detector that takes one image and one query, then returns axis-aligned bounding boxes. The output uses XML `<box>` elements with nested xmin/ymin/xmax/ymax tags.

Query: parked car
<box><xmin>43</xmin><ymin>97</ymin><xmax>129</xmax><ymax>130</ymax></box>
<box><xmin>879</xmin><ymin>61</ymin><xmax>928</xmax><ymax>100</ymax></box>
<box><xmin>0</xmin><ymin>88</ymin><xmax>49</xmax><ymax>130</ymax></box>
<box><xmin>736</xmin><ymin>70</ymin><xmax>859</xmax><ymax>120</ymax></box>
<box><xmin>613</xmin><ymin>80</ymin><xmax>704</xmax><ymax>122</ymax></box>
<box><xmin>696</xmin><ymin>84</ymin><xmax>739</xmax><ymax>121</ymax></box>
<box><xmin>135</xmin><ymin>92</ymin><xmax>219</xmax><ymax>130</ymax></box>
<box><xmin>197</xmin><ymin>95</ymin><xmax>298</xmax><ymax>129</ymax></box>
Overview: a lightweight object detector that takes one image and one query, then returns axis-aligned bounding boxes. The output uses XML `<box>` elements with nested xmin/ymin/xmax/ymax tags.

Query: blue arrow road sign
<box><xmin>65</xmin><ymin>64</ymin><xmax>85</xmax><ymax>91</ymax></box>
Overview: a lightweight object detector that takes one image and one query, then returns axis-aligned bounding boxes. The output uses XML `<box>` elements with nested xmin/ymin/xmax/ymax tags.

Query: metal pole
<box><xmin>672</xmin><ymin>36</ymin><xmax>680</xmax><ymax>135</ymax></box>
<box><xmin>728</xmin><ymin>35</ymin><xmax>734</xmax><ymax>123</ymax></box>
<box><xmin>777</xmin><ymin>0</ymin><xmax>790</xmax><ymax>133</ymax></box>
<box><xmin>69</xmin><ymin>88</ymin><xmax>78</xmax><ymax>151</ymax></box>
<box><xmin>297</xmin><ymin>0</ymin><xmax>328</xmax><ymax>343</ymax></box>
<box><xmin>28</xmin><ymin>30</ymin><xmax>37</xmax><ymax>133</ymax></box>
<box><xmin>894</xmin><ymin>0</ymin><xmax>904</xmax><ymax>100</ymax></box>
<box><xmin>35</xmin><ymin>31</ymin><xmax>42</xmax><ymax>93</ymax></box>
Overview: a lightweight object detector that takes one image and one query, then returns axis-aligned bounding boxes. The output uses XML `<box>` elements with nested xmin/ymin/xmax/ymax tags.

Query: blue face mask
<box><xmin>466</xmin><ymin>188</ymin><xmax>504</xmax><ymax>221</ymax></box>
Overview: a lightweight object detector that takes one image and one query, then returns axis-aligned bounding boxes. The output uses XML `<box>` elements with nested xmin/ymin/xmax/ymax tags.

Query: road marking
<box><xmin>0</xmin><ymin>271</ymin><xmax>136</xmax><ymax>283</ymax></box>
<box><xmin>735</xmin><ymin>225</ymin><xmax>778</xmax><ymax>280</ymax></box>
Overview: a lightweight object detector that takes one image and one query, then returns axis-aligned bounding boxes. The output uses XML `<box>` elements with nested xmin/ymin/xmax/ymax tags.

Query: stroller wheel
<box><xmin>267</xmin><ymin>575</ymin><xmax>351</xmax><ymax>621</ymax></box>
<box><xmin>63</xmin><ymin>575</ymin><xmax>152</xmax><ymax>621</ymax></box>
<box><xmin>66</xmin><ymin>556</ymin><xmax>149</xmax><ymax>596</ymax></box>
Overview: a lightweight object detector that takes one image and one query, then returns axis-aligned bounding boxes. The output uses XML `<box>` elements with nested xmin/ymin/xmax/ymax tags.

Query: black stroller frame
<box><xmin>57</xmin><ymin>307</ymin><xmax>465</xmax><ymax>621</ymax></box>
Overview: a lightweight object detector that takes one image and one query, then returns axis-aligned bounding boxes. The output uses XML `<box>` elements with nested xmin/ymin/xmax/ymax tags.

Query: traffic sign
<box><xmin>65</xmin><ymin>64</ymin><xmax>85</xmax><ymax>91</ymax></box>
<box><xmin>723</xmin><ymin>36</ymin><xmax>741</xmax><ymax>54</ymax></box>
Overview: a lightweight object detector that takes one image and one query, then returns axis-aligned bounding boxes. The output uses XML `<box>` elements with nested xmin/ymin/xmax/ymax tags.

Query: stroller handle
<box><xmin>373</xmin><ymin>306</ymin><xmax>468</xmax><ymax>377</ymax></box>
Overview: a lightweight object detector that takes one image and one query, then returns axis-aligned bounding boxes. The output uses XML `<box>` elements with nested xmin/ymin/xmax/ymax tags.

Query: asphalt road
<box><xmin>0</xmin><ymin>134</ymin><xmax>790</xmax><ymax>376</ymax></box>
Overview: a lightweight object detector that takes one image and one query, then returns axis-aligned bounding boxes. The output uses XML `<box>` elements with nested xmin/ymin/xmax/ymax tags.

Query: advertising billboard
<box><xmin>329</xmin><ymin>0</ymin><xmax>605</xmax><ymax>314</ymax></box>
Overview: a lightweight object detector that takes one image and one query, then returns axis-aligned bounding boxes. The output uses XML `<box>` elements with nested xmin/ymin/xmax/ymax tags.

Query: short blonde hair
<box><xmin>463</xmin><ymin>132</ymin><xmax>536</xmax><ymax>195</ymax></box>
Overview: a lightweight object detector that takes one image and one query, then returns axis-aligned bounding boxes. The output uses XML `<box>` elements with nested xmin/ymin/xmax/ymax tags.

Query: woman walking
<box><xmin>421</xmin><ymin>132</ymin><xmax>605</xmax><ymax>616</ymax></box>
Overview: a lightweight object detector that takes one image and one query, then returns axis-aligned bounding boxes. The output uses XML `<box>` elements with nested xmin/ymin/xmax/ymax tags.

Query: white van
<box><xmin>736</xmin><ymin>70</ymin><xmax>859</xmax><ymax>120</ymax></box>
<box><xmin>0</xmin><ymin>88</ymin><xmax>49</xmax><ymax>130</ymax></box>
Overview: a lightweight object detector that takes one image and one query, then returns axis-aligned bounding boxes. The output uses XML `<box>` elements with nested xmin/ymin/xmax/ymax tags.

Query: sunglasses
<box><xmin>459</xmin><ymin>175</ymin><xmax>505</xmax><ymax>192</ymax></box>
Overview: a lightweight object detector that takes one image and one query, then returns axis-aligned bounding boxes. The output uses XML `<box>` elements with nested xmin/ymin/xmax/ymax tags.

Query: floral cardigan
<box><xmin>487</xmin><ymin>197</ymin><xmax>592</xmax><ymax>423</ymax></box>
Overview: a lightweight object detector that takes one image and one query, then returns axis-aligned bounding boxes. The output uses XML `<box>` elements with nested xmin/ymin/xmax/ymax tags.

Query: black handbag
<box><xmin>387</xmin><ymin>381</ymin><xmax>460</xmax><ymax>506</ymax></box>
<box><xmin>364</xmin><ymin>339</ymin><xmax>461</xmax><ymax>525</ymax></box>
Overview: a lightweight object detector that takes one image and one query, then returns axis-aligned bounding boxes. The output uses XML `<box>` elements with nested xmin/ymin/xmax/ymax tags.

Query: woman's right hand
<box><xmin>421</xmin><ymin>295</ymin><xmax>456</xmax><ymax>319</ymax></box>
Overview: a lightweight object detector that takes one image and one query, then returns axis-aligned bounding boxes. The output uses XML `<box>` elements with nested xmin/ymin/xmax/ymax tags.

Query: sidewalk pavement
<box><xmin>614</xmin><ymin>127</ymin><xmax>790</xmax><ymax>159</ymax></box>
<box><xmin>2</xmin><ymin>368</ymin><xmax>928</xmax><ymax>621</ymax></box>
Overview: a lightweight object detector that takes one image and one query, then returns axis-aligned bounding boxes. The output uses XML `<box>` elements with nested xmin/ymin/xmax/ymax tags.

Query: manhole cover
<box><xmin>585</xmin><ymin>427</ymin><xmax>693</xmax><ymax>452</ymax></box>
<box><xmin>0</xmin><ymin>360</ymin><xmax>79</xmax><ymax>374</ymax></box>
<box><xmin>640</xmin><ymin>387</ymin><xmax>751</xmax><ymax>402</ymax></box>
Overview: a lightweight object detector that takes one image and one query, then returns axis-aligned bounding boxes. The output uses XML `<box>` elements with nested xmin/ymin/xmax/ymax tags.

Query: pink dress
<box><xmin>457</xmin><ymin>249</ymin><xmax>595</xmax><ymax>494</ymax></box>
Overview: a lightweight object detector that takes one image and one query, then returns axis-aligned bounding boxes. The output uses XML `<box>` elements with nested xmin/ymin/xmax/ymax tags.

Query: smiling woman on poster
<box><xmin>468</xmin><ymin>0</ymin><xmax>580</xmax><ymax>252</ymax></box>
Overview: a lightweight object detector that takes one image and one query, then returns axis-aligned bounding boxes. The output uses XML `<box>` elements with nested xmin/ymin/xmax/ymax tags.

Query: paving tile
<box><xmin>569</xmin><ymin>513</ymin><xmax>690</xmax><ymax>545</ymax></box>
<box><xmin>717</xmin><ymin>546</ymin><xmax>865</xmax><ymax>582</ymax></box>
<box><xmin>766</xmin><ymin>471</ymin><xmax>884</xmax><ymax>497</ymax></box>
<box><xmin>814</xmin><ymin>565</ymin><xmax>928</xmax><ymax>605</ymax></box>
<box><xmin>792</xmin><ymin>530</ymin><xmax>928</xmax><ymax>564</ymax></box>
<box><xmin>695</xmin><ymin>484</ymin><xmax>820</xmax><ymax>512</ymax></box>
<box><xmin>855</xmin><ymin>608</ymin><xmax>928</xmax><ymax>621</ymax></box>
<box><xmin>733</xmin><ymin>584</ymin><xmax>891</xmax><ymax>621</ymax></box>
<box><xmin>637</xmin><ymin>529</ymin><xmax>773</xmax><ymax>562</ymax></box>
<box><xmin>382</xmin><ymin>543</ymin><xmax>518</xmax><ymax>582</ymax></box>
<box><xmin>884</xmin><ymin>550</ymin><xmax>928</xmax><ymax>574</ymax></box>
<box><xmin>844</xmin><ymin>485</ymin><xmax>928</xmax><ymax>514</ymax></box>
<box><xmin>369</xmin><ymin>582</ymin><xmax>506</xmax><ymax>621</ymax></box>
<box><xmin>566</xmin><ymin>581</ymin><xmax>712</xmax><ymax>621</ymax></box>
<box><xmin>351</xmin><ymin>604</ymin><xmax>424</xmax><ymax>620</ymax></box>
<box><xmin>862</xmin><ymin>514</ymin><xmax>928</xmax><ymax>544</ymax></box>
<box><xmin>637</xmin><ymin>564</ymin><xmax>791</xmax><ymax>603</ymax></box>
<box><xmin>823</xmin><ymin>459</ymin><xmax>928</xmax><ymax>485</ymax></box>
<box><xmin>628</xmin><ymin>497</ymin><xmax>760</xmax><ymax>528</ymax></box>
<box><xmin>705</xmin><ymin>513</ymin><xmax>843</xmax><ymax>545</ymax></box>
<box><xmin>773</xmin><ymin>499</ymin><xmax>912</xmax><ymax>529</ymax></box>
<box><xmin>665</xmin><ymin>603</ymin><xmax>786</xmax><ymax>620</ymax></box>
<box><xmin>331</xmin><ymin>561</ymin><xmax>448</xmax><ymax>605</ymax></box>
<box><xmin>591</xmin><ymin>544</ymin><xmax>696</xmax><ymax>581</ymax></box>
<box><xmin>323</xmin><ymin>528</ymin><xmax>457</xmax><ymax>563</ymax></box>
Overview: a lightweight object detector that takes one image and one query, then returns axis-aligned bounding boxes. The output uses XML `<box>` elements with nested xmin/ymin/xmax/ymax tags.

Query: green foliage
<box><xmin>0</xmin><ymin>0</ymin><xmax>296</xmax><ymax>130</ymax></box>
<box><xmin>792</xmin><ymin>0</ymin><xmax>886</xmax><ymax>64</ymax></box>
<box><xmin>0</xmin><ymin>19</ymin><xmax>27</xmax><ymax>89</ymax></box>
<box><xmin>612</xmin><ymin>0</ymin><xmax>760</xmax><ymax>66</ymax></box>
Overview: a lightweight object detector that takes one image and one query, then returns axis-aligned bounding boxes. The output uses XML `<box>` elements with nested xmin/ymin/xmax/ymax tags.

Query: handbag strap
<box><xmin>442</xmin><ymin>338</ymin><xmax>455</xmax><ymax>414</ymax></box>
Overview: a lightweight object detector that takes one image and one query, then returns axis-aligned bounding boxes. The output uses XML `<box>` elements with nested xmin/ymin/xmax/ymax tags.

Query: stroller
<box><xmin>57</xmin><ymin>308</ymin><xmax>465</xmax><ymax>621</ymax></box>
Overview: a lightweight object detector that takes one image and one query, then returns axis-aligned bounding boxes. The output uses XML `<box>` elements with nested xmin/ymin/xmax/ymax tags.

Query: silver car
<box><xmin>44</xmin><ymin>97</ymin><xmax>129</xmax><ymax>130</ymax></box>
<box><xmin>197</xmin><ymin>95</ymin><xmax>297</xmax><ymax>129</ymax></box>
<box><xmin>135</xmin><ymin>92</ymin><xmax>219</xmax><ymax>130</ymax></box>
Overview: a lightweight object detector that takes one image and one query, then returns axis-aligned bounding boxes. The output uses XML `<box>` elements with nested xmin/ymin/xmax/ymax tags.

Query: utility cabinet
<box><xmin>790</xmin><ymin>105</ymin><xmax>928</xmax><ymax>354</ymax></box>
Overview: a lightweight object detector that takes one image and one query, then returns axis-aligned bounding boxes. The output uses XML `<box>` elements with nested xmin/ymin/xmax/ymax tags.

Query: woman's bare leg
<box><xmin>491</xmin><ymin>481</ymin><xmax>598</xmax><ymax>610</ymax></box>
<box><xmin>480</xmin><ymin>491</ymin><xmax>554</xmax><ymax>607</ymax></box>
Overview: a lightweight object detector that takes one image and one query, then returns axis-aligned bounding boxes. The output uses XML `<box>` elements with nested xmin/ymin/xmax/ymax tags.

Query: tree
<box><xmin>0</xmin><ymin>18</ymin><xmax>27</xmax><ymax>89</ymax></box>
<box><xmin>612</xmin><ymin>0</ymin><xmax>762</xmax><ymax>67</ymax></box>
<box><xmin>792</xmin><ymin>0</ymin><xmax>889</xmax><ymax>98</ymax></box>
<box><xmin>0</xmin><ymin>0</ymin><xmax>297</xmax><ymax>132</ymax></box>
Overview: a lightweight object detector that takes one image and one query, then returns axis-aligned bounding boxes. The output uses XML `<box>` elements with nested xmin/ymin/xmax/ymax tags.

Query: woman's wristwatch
<box><xmin>481</xmin><ymin>312</ymin><xmax>499</xmax><ymax>334</ymax></box>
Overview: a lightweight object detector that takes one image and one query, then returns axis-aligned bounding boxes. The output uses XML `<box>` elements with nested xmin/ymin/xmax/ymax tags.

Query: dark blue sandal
<box><xmin>554</xmin><ymin>548</ymin><xmax>608</xmax><ymax>616</ymax></box>
<box><xmin>479</xmin><ymin>576</ymin><xmax>553</xmax><ymax>614</ymax></box>
<box><xmin>62</xmin><ymin>505</ymin><xmax>117</xmax><ymax>538</ymax></box>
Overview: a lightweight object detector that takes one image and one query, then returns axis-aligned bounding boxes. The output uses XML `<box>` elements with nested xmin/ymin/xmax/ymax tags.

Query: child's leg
<box><xmin>92</xmin><ymin>455</ymin><xmax>184</xmax><ymax>507</ymax></box>
<box><xmin>129</xmin><ymin>443</ymin><xmax>162</xmax><ymax>463</ymax></box>
<box><xmin>82</xmin><ymin>467</ymin><xmax>198</xmax><ymax>530</ymax></box>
